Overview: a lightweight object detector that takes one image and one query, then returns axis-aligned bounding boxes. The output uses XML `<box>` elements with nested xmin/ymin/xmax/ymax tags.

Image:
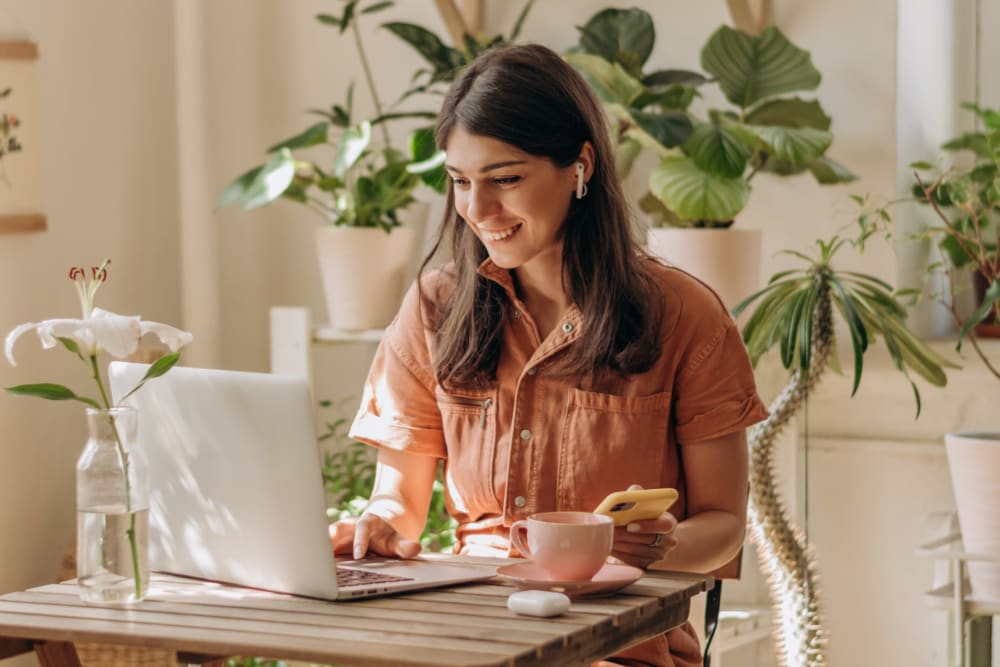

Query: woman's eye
<box><xmin>494</xmin><ymin>176</ymin><xmax>521</xmax><ymax>186</ymax></box>
<box><xmin>451</xmin><ymin>177</ymin><xmax>469</xmax><ymax>187</ymax></box>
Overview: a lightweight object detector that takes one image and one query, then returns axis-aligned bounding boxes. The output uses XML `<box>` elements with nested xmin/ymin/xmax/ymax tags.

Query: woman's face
<box><xmin>444</xmin><ymin>127</ymin><xmax>577</xmax><ymax>272</ymax></box>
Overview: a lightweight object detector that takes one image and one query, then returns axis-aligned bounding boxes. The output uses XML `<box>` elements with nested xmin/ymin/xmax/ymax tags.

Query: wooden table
<box><xmin>0</xmin><ymin>564</ymin><xmax>709</xmax><ymax>667</ymax></box>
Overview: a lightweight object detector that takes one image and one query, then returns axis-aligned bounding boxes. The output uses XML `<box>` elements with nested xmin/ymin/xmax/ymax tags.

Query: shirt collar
<box><xmin>475</xmin><ymin>258</ymin><xmax>584</xmax><ymax>335</ymax></box>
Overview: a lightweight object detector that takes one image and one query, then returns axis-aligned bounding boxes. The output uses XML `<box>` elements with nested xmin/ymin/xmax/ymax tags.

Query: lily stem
<box><xmin>89</xmin><ymin>354</ymin><xmax>142</xmax><ymax>599</ymax></box>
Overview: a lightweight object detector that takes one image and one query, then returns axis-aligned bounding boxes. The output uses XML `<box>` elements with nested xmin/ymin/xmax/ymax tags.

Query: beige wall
<box><xmin>0</xmin><ymin>0</ymin><xmax>180</xmax><ymax>589</ymax></box>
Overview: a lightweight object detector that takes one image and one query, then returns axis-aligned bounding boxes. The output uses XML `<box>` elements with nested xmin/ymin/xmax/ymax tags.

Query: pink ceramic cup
<box><xmin>509</xmin><ymin>511</ymin><xmax>614</xmax><ymax>581</ymax></box>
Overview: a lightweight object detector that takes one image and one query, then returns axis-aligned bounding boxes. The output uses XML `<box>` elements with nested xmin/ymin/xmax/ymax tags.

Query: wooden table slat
<box><xmin>0</xmin><ymin>611</ymin><xmax>519</xmax><ymax>667</ymax></box>
<box><xmin>0</xmin><ymin>599</ymin><xmax>542</xmax><ymax>656</ymax></box>
<box><xmin>8</xmin><ymin>591</ymin><xmax>574</xmax><ymax>646</ymax></box>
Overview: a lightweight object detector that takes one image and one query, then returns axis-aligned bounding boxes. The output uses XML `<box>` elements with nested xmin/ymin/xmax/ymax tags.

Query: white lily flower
<box><xmin>5</xmin><ymin>307</ymin><xmax>193</xmax><ymax>367</ymax></box>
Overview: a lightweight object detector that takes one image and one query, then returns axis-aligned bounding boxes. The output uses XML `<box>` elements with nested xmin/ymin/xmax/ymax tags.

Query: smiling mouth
<box><xmin>482</xmin><ymin>223</ymin><xmax>522</xmax><ymax>242</ymax></box>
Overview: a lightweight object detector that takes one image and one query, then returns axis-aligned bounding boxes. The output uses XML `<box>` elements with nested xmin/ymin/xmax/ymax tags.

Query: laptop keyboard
<box><xmin>335</xmin><ymin>565</ymin><xmax>415</xmax><ymax>588</ymax></box>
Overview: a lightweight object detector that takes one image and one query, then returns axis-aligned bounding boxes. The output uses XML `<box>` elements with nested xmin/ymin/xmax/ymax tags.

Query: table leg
<box><xmin>33</xmin><ymin>640</ymin><xmax>82</xmax><ymax>667</ymax></box>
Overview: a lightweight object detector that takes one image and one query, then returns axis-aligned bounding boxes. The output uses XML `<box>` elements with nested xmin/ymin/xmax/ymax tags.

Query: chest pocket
<box><xmin>436</xmin><ymin>389</ymin><xmax>498</xmax><ymax>518</ymax></box>
<box><xmin>557</xmin><ymin>389</ymin><xmax>671</xmax><ymax>512</ymax></box>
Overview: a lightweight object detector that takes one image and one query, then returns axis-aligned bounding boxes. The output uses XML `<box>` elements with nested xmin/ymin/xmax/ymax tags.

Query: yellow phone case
<box><xmin>592</xmin><ymin>488</ymin><xmax>679</xmax><ymax>526</ymax></box>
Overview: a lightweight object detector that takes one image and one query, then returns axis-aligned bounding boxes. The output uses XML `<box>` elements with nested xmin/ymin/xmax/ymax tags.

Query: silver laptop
<box><xmin>108</xmin><ymin>361</ymin><xmax>494</xmax><ymax>600</ymax></box>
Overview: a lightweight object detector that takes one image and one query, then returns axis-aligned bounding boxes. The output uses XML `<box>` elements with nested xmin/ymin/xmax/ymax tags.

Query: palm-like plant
<box><xmin>731</xmin><ymin>237</ymin><xmax>955</xmax><ymax>667</ymax></box>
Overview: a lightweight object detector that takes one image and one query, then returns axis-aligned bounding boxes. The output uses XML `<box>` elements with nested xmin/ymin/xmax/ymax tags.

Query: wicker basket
<box><xmin>57</xmin><ymin>544</ymin><xmax>177</xmax><ymax>667</ymax></box>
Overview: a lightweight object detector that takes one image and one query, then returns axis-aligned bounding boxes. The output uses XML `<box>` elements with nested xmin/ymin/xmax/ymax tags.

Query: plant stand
<box><xmin>918</xmin><ymin>512</ymin><xmax>1000</xmax><ymax>667</ymax></box>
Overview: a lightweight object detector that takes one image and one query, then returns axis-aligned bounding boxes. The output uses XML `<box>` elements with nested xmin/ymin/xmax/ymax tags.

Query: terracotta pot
<box><xmin>972</xmin><ymin>271</ymin><xmax>1000</xmax><ymax>338</ymax></box>
<box><xmin>315</xmin><ymin>225</ymin><xmax>417</xmax><ymax>330</ymax></box>
<box><xmin>646</xmin><ymin>228</ymin><xmax>762</xmax><ymax>312</ymax></box>
<box><xmin>944</xmin><ymin>431</ymin><xmax>1000</xmax><ymax>601</ymax></box>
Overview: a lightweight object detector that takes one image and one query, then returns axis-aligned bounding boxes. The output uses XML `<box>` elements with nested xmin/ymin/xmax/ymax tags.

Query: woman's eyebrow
<box><xmin>445</xmin><ymin>160</ymin><xmax>527</xmax><ymax>174</ymax></box>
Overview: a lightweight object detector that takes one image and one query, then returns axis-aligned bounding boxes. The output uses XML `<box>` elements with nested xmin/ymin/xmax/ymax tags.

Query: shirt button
<box><xmin>514</xmin><ymin>496</ymin><xmax>527</xmax><ymax>508</ymax></box>
<box><xmin>561</xmin><ymin>322</ymin><xmax>573</xmax><ymax>333</ymax></box>
<box><xmin>526</xmin><ymin>367</ymin><xmax>537</xmax><ymax>375</ymax></box>
<box><xmin>519</xmin><ymin>429</ymin><xmax>532</xmax><ymax>441</ymax></box>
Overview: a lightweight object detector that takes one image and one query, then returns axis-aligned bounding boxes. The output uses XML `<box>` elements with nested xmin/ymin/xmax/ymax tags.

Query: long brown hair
<box><xmin>419</xmin><ymin>44</ymin><xmax>663</xmax><ymax>389</ymax></box>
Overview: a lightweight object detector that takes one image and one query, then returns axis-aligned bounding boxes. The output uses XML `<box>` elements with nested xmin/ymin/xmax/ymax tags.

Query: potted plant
<box><xmin>731</xmin><ymin>235</ymin><xmax>954</xmax><ymax>666</ymax></box>
<box><xmin>857</xmin><ymin>101</ymin><xmax>1000</xmax><ymax>604</ymax></box>
<box><xmin>218</xmin><ymin>0</ymin><xmax>446</xmax><ymax>331</ymax></box>
<box><xmin>566</xmin><ymin>8</ymin><xmax>856</xmax><ymax>308</ymax></box>
<box><xmin>218</xmin><ymin>1</ymin><xmax>534</xmax><ymax>331</ymax></box>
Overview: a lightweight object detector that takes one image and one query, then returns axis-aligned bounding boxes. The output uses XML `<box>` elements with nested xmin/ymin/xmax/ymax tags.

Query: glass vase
<box><xmin>76</xmin><ymin>406</ymin><xmax>149</xmax><ymax>603</ymax></box>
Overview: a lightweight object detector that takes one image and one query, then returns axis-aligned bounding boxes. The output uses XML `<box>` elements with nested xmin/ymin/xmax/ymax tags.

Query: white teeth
<box><xmin>484</xmin><ymin>224</ymin><xmax>520</xmax><ymax>241</ymax></box>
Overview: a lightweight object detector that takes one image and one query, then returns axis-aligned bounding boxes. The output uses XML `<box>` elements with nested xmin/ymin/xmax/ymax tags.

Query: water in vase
<box><xmin>77</xmin><ymin>506</ymin><xmax>149</xmax><ymax>603</ymax></box>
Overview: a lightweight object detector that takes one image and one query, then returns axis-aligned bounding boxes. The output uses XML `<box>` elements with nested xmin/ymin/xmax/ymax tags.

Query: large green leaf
<box><xmin>649</xmin><ymin>155</ymin><xmax>751</xmax><ymax>224</ymax></box>
<box><xmin>807</xmin><ymin>155</ymin><xmax>858</xmax><ymax>183</ymax></box>
<box><xmin>381</xmin><ymin>22</ymin><xmax>465</xmax><ymax>75</ymax></box>
<box><xmin>575</xmin><ymin>7</ymin><xmax>655</xmax><ymax>75</ymax></box>
<box><xmin>630</xmin><ymin>109</ymin><xmax>693</xmax><ymax>149</ymax></box>
<box><xmin>241</xmin><ymin>148</ymin><xmax>297</xmax><ymax>209</ymax></box>
<box><xmin>701</xmin><ymin>25</ymin><xmax>821</xmax><ymax>109</ymax></box>
<box><xmin>684</xmin><ymin>122</ymin><xmax>752</xmax><ymax>178</ymax></box>
<box><xmin>564</xmin><ymin>52</ymin><xmax>643</xmax><ymax>106</ymax></box>
<box><xmin>266</xmin><ymin>121</ymin><xmax>329</xmax><ymax>153</ymax></box>
<box><xmin>747</xmin><ymin>124</ymin><xmax>832</xmax><ymax>164</ymax></box>
<box><xmin>333</xmin><ymin>121</ymin><xmax>372</xmax><ymax>177</ymax></box>
<box><xmin>746</xmin><ymin>97</ymin><xmax>831</xmax><ymax>130</ymax></box>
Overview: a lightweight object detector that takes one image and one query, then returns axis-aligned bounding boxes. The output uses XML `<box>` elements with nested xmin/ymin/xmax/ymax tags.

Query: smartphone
<box><xmin>592</xmin><ymin>488</ymin><xmax>679</xmax><ymax>526</ymax></box>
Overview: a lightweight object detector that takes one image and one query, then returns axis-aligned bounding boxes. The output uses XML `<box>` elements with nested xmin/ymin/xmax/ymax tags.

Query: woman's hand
<box><xmin>608</xmin><ymin>485</ymin><xmax>678</xmax><ymax>570</ymax></box>
<box><xmin>328</xmin><ymin>514</ymin><xmax>422</xmax><ymax>560</ymax></box>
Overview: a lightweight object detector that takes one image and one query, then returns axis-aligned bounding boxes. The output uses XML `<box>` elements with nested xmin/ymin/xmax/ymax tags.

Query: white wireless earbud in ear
<box><xmin>575</xmin><ymin>162</ymin><xmax>588</xmax><ymax>200</ymax></box>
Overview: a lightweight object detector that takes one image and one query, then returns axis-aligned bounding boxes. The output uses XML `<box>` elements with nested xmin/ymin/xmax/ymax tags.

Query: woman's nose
<box><xmin>465</xmin><ymin>185</ymin><xmax>499</xmax><ymax>222</ymax></box>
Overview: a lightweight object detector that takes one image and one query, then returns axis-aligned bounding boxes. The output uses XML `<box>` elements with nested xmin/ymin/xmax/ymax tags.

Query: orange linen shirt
<box><xmin>352</xmin><ymin>257</ymin><xmax>766</xmax><ymax>547</ymax></box>
<box><xmin>349</xmin><ymin>258</ymin><xmax>769</xmax><ymax>665</ymax></box>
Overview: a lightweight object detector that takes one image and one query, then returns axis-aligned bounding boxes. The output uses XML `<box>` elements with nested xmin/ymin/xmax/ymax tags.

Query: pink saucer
<box><xmin>495</xmin><ymin>562</ymin><xmax>643</xmax><ymax>598</ymax></box>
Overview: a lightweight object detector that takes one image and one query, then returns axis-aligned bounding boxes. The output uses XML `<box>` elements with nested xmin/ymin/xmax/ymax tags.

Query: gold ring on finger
<box><xmin>649</xmin><ymin>533</ymin><xmax>664</xmax><ymax>548</ymax></box>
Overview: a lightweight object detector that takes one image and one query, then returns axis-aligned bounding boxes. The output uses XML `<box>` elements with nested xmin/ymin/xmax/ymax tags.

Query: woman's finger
<box><xmin>328</xmin><ymin>518</ymin><xmax>357</xmax><ymax>555</ymax></box>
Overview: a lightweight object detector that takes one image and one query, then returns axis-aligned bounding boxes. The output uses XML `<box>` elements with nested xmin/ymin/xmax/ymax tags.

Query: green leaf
<box><xmin>564</xmin><ymin>52</ymin><xmax>644</xmax><ymax>106</ymax></box>
<box><xmin>807</xmin><ymin>155</ymin><xmax>858</xmax><ymax>183</ymax></box>
<box><xmin>684</xmin><ymin>122</ymin><xmax>752</xmax><ymax>178</ymax></box>
<box><xmin>316</xmin><ymin>13</ymin><xmax>342</xmax><ymax>28</ymax></box>
<box><xmin>242</xmin><ymin>148</ymin><xmax>297</xmax><ymax>209</ymax></box>
<box><xmin>747</xmin><ymin>124</ymin><xmax>832</xmax><ymax>164</ymax></box>
<box><xmin>649</xmin><ymin>155</ymin><xmax>751</xmax><ymax>224</ymax></box>
<box><xmin>942</xmin><ymin>132</ymin><xmax>992</xmax><ymax>159</ymax></box>
<box><xmin>509</xmin><ymin>0</ymin><xmax>534</xmax><ymax>42</ymax></box>
<box><xmin>630</xmin><ymin>109</ymin><xmax>693</xmax><ymax>149</ymax></box>
<box><xmin>575</xmin><ymin>7</ymin><xmax>655</xmax><ymax>74</ymax></box>
<box><xmin>960</xmin><ymin>278</ymin><xmax>1000</xmax><ymax>339</ymax></box>
<box><xmin>56</xmin><ymin>336</ymin><xmax>84</xmax><ymax>360</ymax></box>
<box><xmin>360</xmin><ymin>1</ymin><xmax>394</xmax><ymax>15</ymax></box>
<box><xmin>143</xmin><ymin>352</ymin><xmax>181</xmax><ymax>381</ymax></box>
<box><xmin>334</xmin><ymin>121</ymin><xmax>372</xmax><ymax>177</ymax></box>
<box><xmin>266</xmin><ymin>121</ymin><xmax>329</xmax><ymax>152</ymax></box>
<box><xmin>701</xmin><ymin>25</ymin><xmax>821</xmax><ymax>109</ymax></box>
<box><xmin>642</xmin><ymin>69</ymin><xmax>709</xmax><ymax>88</ymax></box>
<box><xmin>746</xmin><ymin>97</ymin><xmax>831</xmax><ymax>130</ymax></box>
<box><xmin>5</xmin><ymin>383</ymin><xmax>101</xmax><ymax>408</ymax></box>
<box><xmin>908</xmin><ymin>160</ymin><xmax>935</xmax><ymax>170</ymax></box>
<box><xmin>382</xmin><ymin>22</ymin><xmax>466</xmax><ymax>75</ymax></box>
<box><xmin>218</xmin><ymin>165</ymin><xmax>264</xmax><ymax>207</ymax></box>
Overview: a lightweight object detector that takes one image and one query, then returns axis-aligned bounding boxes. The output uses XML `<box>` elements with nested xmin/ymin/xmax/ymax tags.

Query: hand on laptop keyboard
<box><xmin>329</xmin><ymin>514</ymin><xmax>422</xmax><ymax>560</ymax></box>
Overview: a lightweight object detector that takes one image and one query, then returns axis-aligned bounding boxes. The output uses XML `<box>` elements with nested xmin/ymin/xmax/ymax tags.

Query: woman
<box><xmin>329</xmin><ymin>43</ymin><xmax>768</xmax><ymax>666</ymax></box>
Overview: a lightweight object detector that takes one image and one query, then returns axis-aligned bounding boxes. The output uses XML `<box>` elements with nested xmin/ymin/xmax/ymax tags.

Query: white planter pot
<box><xmin>315</xmin><ymin>225</ymin><xmax>417</xmax><ymax>330</ymax></box>
<box><xmin>646</xmin><ymin>228</ymin><xmax>762</xmax><ymax>311</ymax></box>
<box><xmin>945</xmin><ymin>431</ymin><xmax>1000</xmax><ymax>601</ymax></box>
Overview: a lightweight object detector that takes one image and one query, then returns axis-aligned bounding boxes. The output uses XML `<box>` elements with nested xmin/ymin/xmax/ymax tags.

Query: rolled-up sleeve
<box><xmin>348</xmin><ymin>283</ymin><xmax>446</xmax><ymax>459</ymax></box>
<box><xmin>673</xmin><ymin>304</ymin><xmax>768</xmax><ymax>445</ymax></box>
